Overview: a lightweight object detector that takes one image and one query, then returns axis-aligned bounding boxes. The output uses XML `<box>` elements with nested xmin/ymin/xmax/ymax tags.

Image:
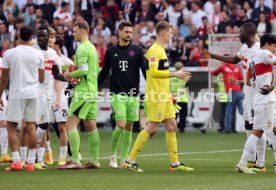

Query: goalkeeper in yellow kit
<box><xmin>126</xmin><ymin>21</ymin><xmax>194</xmax><ymax>172</ymax></box>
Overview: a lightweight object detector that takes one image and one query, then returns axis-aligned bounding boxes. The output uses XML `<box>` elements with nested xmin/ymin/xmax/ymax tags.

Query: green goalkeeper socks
<box><xmin>111</xmin><ymin>126</ymin><xmax>123</xmax><ymax>155</ymax></box>
<box><xmin>68</xmin><ymin>129</ymin><xmax>81</xmax><ymax>164</ymax></box>
<box><xmin>121</xmin><ymin>130</ymin><xmax>132</xmax><ymax>162</ymax></box>
<box><xmin>88</xmin><ymin>129</ymin><xmax>100</xmax><ymax>164</ymax></box>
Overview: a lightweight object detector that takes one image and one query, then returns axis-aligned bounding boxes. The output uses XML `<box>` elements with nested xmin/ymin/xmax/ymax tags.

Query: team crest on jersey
<box><xmin>150</xmin><ymin>57</ymin><xmax>155</xmax><ymax>62</ymax></box>
<box><xmin>129</xmin><ymin>51</ymin><xmax>135</xmax><ymax>57</ymax></box>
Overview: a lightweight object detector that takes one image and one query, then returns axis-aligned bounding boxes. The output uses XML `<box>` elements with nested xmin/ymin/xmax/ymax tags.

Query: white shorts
<box><xmin>243</xmin><ymin>100</ymin><xmax>254</xmax><ymax>124</ymax></box>
<box><xmin>6</xmin><ymin>98</ymin><xmax>39</xmax><ymax>122</ymax></box>
<box><xmin>37</xmin><ymin>94</ymin><xmax>55</xmax><ymax>125</ymax></box>
<box><xmin>253</xmin><ymin>102</ymin><xmax>274</xmax><ymax>130</ymax></box>
<box><xmin>52</xmin><ymin>99</ymin><xmax>68</xmax><ymax>123</ymax></box>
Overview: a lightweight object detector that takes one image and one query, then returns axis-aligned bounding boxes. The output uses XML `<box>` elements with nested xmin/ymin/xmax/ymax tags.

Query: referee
<box><xmin>98</xmin><ymin>21</ymin><xmax>146</xmax><ymax>169</ymax></box>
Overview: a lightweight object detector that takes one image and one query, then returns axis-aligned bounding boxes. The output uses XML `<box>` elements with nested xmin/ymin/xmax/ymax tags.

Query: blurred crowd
<box><xmin>0</xmin><ymin>0</ymin><xmax>276</xmax><ymax>67</ymax></box>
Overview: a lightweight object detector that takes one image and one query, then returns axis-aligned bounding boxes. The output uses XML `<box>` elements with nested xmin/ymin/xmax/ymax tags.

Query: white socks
<box><xmin>37</xmin><ymin>147</ymin><xmax>45</xmax><ymax>162</ymax></box>
<box><xmin>27</xmin><ymin>149</ymin><xmax>36</xmax><ymax>164</ymax></box>
<box><xmin>59</xmin><ymin>146</ymin><xmax>68</xmax><ymax>160</ymax></box>
<box><xmin>239</xmin><ymin>134</ymin><xmax>259</xmax><ymax>166</ymax></box>
<box><xmin>0</xmin><ymin>128</ymin><xmax>8</xmax><ymax>155</ymax></box>
<box><xmin>36</xmin><ymin>127</ymin><xmax>46</xmax><ymax>146</ymax></box>
<box><xmin>20</xmin><ymin>146</ymin><xmax>27</xmax><ymax>162</ymax></box>
<box><xmin>256</xmin><ymin>135</ymin><xmax>266</xmax><ymax>168</ymax></box>
<box><xmin>12</xmin><ymin>151</ymin><xmax>20</xmax><ymax>163</ymax></box>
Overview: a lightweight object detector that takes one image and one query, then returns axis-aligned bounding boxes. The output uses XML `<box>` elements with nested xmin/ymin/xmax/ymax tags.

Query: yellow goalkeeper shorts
<box><xmin>147</xmin><ymin>101</ymin><xmax>175</xmax><ymax>122</ymax></box>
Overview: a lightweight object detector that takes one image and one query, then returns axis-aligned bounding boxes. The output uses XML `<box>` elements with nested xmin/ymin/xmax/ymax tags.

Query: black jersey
<box><xmin>98</xmin><ymin>43</ymin><xmax>146</xmax><ymax>96</ymax></box>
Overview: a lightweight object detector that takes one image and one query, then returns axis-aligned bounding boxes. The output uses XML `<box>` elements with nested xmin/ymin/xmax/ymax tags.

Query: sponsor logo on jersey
<box><xmin>114</xmin><ymin>53</ymin><xmax>118</xmax><ymax>57</ymax></box>
<box><xmin>129</xmin><ymin>51</ymin><xmax>135</xmax><ymax>57</ymax></box>
<box><xmin>44</xmin><ymin>60</ymin><xmax>55</xmax><ymax>71</ymax></box>
<box><xmin>119</xmin><ymin>61</ymin><xmax>128</xmax><ymax>71</ymax></box>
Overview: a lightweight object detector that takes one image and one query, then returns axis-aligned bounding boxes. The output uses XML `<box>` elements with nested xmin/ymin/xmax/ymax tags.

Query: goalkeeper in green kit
<box><xmin>58</xmin><ymin>22</ymin><xmax>100</xmax><ymax>170</ymax></box>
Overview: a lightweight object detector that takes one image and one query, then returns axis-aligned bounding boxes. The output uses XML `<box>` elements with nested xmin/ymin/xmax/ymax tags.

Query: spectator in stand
<box><xmin>78</xmin><ymin>0</ymin><xmax>93</xmax><ymax>25</ymax></box>
<box><xmin>204</xmin><ymin>0</ymin><xmax>220</xmax><ymax>16</ymax></box>
<box><xmin>188</xmin><ymin>40</ymin><xmax>208</xmax><ymax>67</ymax></box>
<box><xmin>56</xmin><ymin>24</ymin><xmax>73</xmax><ymax>57</ymax></box>
<box><xmin>40</xmin><ymin>0</ymin><xmax>56</xmax><ymax>25</ymax></box>
<box><xmin>223</xmin><ymin>0</ymin><xmax>239</xmax><ymax>18</ymax></box>
<box><xmin>19</xmin><ymin>0</ymin><xmax>38</xmax><ymax>14</ymax></box>
<box><xmin>140</xmin><ymin>21</ymin><xmax>156</xmax><ymax>45</ymax></box>
<box><xmin>132</xmin><ymin>32</ymin><xmax>146</xmax><ymax>50</ymax></box>
<box><xmin>122</xmin><ymin>0</ymin><xmax>137</xmax><ymax>24</ymax></box>
<box><xmin>179</xmin><ymin>14</ymin><xmax>191</xmax><ymax>38</ymax></box>
<box><xmin>96</xmin><ymin>35</ymin><xmax>107</xmax><ymax>68</ymax></box>
<box><xmin>256</xmin><ymin>12</ymin><xmax>271</xmax><ymax>35</ymax></box>
<box><xmin>190</xmin><ymin>1</ymin><xmax>207</xmax><ymax>29</ymax></box>
<box><xmin>217</xmin><ymin>11</ymin><xmax>233</xmax><ymax>33</ymax></box>
<box><xmin>164</xmin><ymin>0</ymin><xmax>182</xmax><ymax>27</ymax></box>
<box><xmin>251</xmin><ymin>0</ymin><xmax>271</xmax><ymax>23</ymax></box>
<box><xmin>208</xmin><ymin>3</ymin><xmax>222</xmax><ymax>33</ymax></box>
<box><xmin>115</xmin><ymin>11</ymin><xmax>125</xmax><ymax>31</ymax></box>
<box><xmin>155</xmin><ymin>12</ymin><xmax>166</xmax><ymax>24</ymax></box>
<box><xmin>180</xmin><ymin>0</ymin><xmax>190</xmax><ymax>16</ymax></box>
<box><xmin>0</xmin><ymin>8</ymin><xmax>7</xmax><ymax>24</ymax></box>
<box><xmin>168</xmin><ymin>36</ymin><xmax>185</xmax><ymax>66</ymax></box>
<box><xmin>94</xmin><ymin>17</ymin><xmax>112</xmax><ymax>37</ymax></box>
<box><xmin>271</xmin><ymin>1</ymin><xmax>276</xmax><ymax>33</ymax></box>
<box><xmin>29</xmin><ymin>7</ymin><xmax>42</xmax><ymax>30</ymax></box>
<box><xmin>184</xmin><ymin>24</ymin><xmax>200</xmax><ymax>60</ymax></box>
<box><xmin>0</xmin><ymin>23</ymin><xmax>10</xmax><ymax>50</ymax></box>
<box><xmin>150</xmin><ymin>0</ymin><xmax>167</xmax><ymax>15</ymax></box>
<box><xmin>91</xmin><ymin>24</ymin><xmax>110</xmax><ymax>44</ymax></box>
<box><xmin>236</xmin><ymin>8</ymin><xmax>249</xmax><ymax>27</ymax></box>
<box><xmin>101</xmin><ymin>0</ymin><xmax>120</xmax><ymax>32</ymax></box>
<box><xmin>198</xmin><ymin>16</ymin><xmax>208</xmax><ymax>37</ymax></box>
<box><xmin>21</xmin><ymin>4</ymin><xmax>36</xmax><ymax>26</ymax></box>
<box><xmin>243</xmin><ymin>0</ymin><xmax>253</xmax><ymax>20</ymax></box>
<box><xmin>254</xmin><ymin>0</ymin><xmax>273</xmax><ymax>10</ymax></box>
<box><xmin>107</xmin><ymin>35</ymin><xmax>119</xmax><ymax>48</ymax></box>
<box><xmin>53</xmin><ymin>1</ymin><xmax>72</xmax><ymax>26</ymax></box>
<box><xmin>6</xmin><ymin>13</ymin><xmax>16</xmax><ymax>34</ymax></box>
<box><xmin>12</xmin><ymin>17</ymin><xmax>23</xmax><ymax>47</ymax></box>
<box><xmin>136</xmin><ymin>1</ymin><xmax>155</xmax><ymax>23</ymax></box>
<box><xmin>133</xmin><ymin>23</ymin><xmax>142</xmax><ymax>35</ymax></box>
<box><xmin>3</xmin><ymin>0</ymin><xmax>19</xmax><ymax>19</ymax></box>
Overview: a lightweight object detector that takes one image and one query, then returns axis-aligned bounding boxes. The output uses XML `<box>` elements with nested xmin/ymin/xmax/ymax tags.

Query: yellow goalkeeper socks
<box><xmin>166</xmin><ymin>131</ymin><xmax>179</xmax><ymax>164</ymax></box>
<box><xmin>128</xmin><ymin>130</ymin><xmax>150</xmax><ymax>162</ymax></box>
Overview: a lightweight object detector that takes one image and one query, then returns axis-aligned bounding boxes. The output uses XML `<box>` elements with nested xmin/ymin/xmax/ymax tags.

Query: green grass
<box><xmin>1</xmin><ymin>129</ymin><xmax>276</xmax><ymax>190</ymax></box>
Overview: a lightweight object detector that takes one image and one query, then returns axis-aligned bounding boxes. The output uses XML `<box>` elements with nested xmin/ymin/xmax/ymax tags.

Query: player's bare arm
<box><xmin>0</xmin><ymin>68</ymin><xmax>9</xmax><ymax>110</ymax></box>
<box><xmin>201</xmin><ymin>48</ymin><xmax>241</xmax><ymax>64</ymax></box>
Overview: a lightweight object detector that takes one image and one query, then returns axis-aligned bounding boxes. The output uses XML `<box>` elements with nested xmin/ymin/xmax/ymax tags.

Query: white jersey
<box><xmin>2</xmin><ymin>45</ymin><xmax>44</xmax><ymax>99</ymax></box>
<box><xmin>248</xmin><ymin>49</ymin><xmax>276</xmax><ymax>104</ymax></box>
<box><xmin>33</xmin><ymin>45</ymin><xmax>61</xmax><ymax>90</ymax></box>
<box><xmin>59</xmin><ymin>54</ymin><xmax>74</xmax><ymax>90</ymax></box>
<box><xmin>236</xmin><ymin>42</ymin><xmax>260</xmax><ymax>100</ymax></box>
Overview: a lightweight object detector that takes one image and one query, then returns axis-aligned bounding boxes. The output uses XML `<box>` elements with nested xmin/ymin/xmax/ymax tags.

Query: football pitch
<box><xmin>1</xmin><ymin>129</ymin><xmax>276</xmax><ymax>190</ymax></box>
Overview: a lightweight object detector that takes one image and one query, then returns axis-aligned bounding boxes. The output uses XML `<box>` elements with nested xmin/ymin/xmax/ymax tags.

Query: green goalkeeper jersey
<box><xmin>70</xmin><ymin>40</ymin><xmax>99</xmax><ymax>100</ymax></box>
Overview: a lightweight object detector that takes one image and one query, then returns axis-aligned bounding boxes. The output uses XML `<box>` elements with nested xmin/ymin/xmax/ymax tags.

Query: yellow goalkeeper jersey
<box><xmin>146</xmin><ymin>42</ymin><xmax>170</xmax><ymax>105</ymax></box>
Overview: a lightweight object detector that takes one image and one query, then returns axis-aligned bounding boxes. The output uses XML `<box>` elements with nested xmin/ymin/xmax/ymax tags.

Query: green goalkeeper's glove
<box><xmin>61</xmin><ymin>64</ymin><xmax>69</xmax><ymax>73</ymax></box>
<box><xmin>171</xmin><ymin>96</ymin><xmax>181</xmax><ymax>113</ymax></box>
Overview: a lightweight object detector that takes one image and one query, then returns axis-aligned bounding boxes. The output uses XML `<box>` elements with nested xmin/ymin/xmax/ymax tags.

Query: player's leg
<box><xmin>163</xmin><ymin>102</ymin><xmax>194</xmax><ymax>171</ymax></box>
<box><xmin>5</xmin><ymin>99</ymin><xmax>23</xmax><ymax>171</ymax></box>
<box><xmin>224</xmin><ymin>101</ymin><xmax>234</xmax><ymax>133</ymax></box>
<box><xmin>0</xmin><ymin>120</ymin><xmax>11</xmax><ymax>163</ymax></box>
<box><xmin>81</xmin><ymin>101</ymin><xmax>100</xmax><ymax>169</ymax></box>
<box><xmin>19</xmin><ymin>121</ymin><xmax>28</xmax><ymax>165</ymax></box>
<box><xmin>57</xmin><ymin>122</ymin><xmax>68</xmax><ymax>165</ymax></box>
<box><xmin>108</xmin><ymin>95</ymin><xmax>127</xmax><ymax>168</ymax></box>
<box><xmin>45</xmin><ymin>128</ymin><xmax>53</xmax><ymax>165</ymax></box>
<box><xmin>139</xmin><ymin>94</ymin><xmax>147</xmax><ymax>130</ymax></box>
<box><xmin>178</xmin><ymin>102</ymin><xmax>188</xmax><ymax>133</ymax></box>
<box><xmin>119</xmin><ymin>96</ymin><xmax>139</xmax><ymax>167</ymax></box>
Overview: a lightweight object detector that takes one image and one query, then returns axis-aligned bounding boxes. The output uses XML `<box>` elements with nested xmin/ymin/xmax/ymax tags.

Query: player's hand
<box><xmin>64</xmin><ymin>70</ymin><xmax>71</xmax><ymax>80</ymax></box>
<box><xmin>54</xmin><ymin>100</ymin><xmax>60</xmax><ymax>111</ymax></box>
<box><xmin>0</xmin><ymin>99</ymin><xmax>4</xmax><ymax>111</ymax></box>
<box><xmin>200</xmin><ymin>48</ymin><xmax>212</xmax><ymax>59</ymax></box>
<box><xmin>228</xmin><ymin>76</ymin><xmax>237</xmax><ymax>84</ymax></box>
<box><xmin>260</xmin><ymin>85</ymin><xmax>274</xmax><ymax>95</ymax></box>
<box><xmin>174</xmin><ymin>69</ymin><xmax>192</xmax><ymax>81</ymax></box>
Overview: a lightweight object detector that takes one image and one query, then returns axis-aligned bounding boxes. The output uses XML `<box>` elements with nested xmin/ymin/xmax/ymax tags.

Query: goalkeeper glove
<box><xmin>171</xmin><ymin>96</ymin><xmax>182</xmax><ymax>113</ymax></box>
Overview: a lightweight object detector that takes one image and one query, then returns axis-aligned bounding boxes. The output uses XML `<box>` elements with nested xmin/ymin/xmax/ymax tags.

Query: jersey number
<box><xmin>249</xmin><ymin>61</ymin><xmax>256</xmax><ymax>81</ymax></box>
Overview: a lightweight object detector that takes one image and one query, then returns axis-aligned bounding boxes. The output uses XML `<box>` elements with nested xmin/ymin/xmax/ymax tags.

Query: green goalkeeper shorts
<box><xmin>111</xmin><ymin>94</ymin><xmax>139</xmax><ymax>122</ymax></box>
<box><xmin>68</xmin><ymin>95</ymin><xmax>97</xmax><ymax>120</ymax></box>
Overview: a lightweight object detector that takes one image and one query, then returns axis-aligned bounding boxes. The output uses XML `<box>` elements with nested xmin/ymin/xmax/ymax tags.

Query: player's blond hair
<box><xmin>155</xmin><ymin>21</ymin><xmax>172</xmax><ymax>35</ymax></box>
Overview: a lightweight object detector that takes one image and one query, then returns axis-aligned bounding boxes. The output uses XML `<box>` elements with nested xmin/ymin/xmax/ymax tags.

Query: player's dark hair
<box><xmin>240</xmin><ymin>22</ymin><xmax>257</xmax><ymax>36</ymax></box>
<box><xmin>19</xmin><ymin>25</ymin><xmax>33</xmax><ymax>41</ymax></box>
<box><xmin>156</xmin><ymin>21</ymin><xmax>172</xmax><ymax>35</ymax></box>
<box><xmin>73</xmin><ymin>21</ymin><xmax>90</xmax><ymax>33</ymax></box>
<box><xmin>260</xmin><ymin>34</ymin><xmax>276</xmax><ymax>47</ymax></box>
<box><xmin>55</xmin><ymin>35</ymin><xmax>64</xmax><ymax>49</ymax></box>
<box><xmin>118</xmin><ymin>21</ymin><xmax>133</xmax><ymax>31</ymax></box>
<box><xmin>37</xmin><ymin>25</ymin><xmax>49</xmax><ymax>34</ymax></box>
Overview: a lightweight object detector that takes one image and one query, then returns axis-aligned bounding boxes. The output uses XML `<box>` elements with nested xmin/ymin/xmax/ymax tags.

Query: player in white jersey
<box><xmin>0</xmin><ymin>57</ymin><xmax>12</xmax><ymax>163</ymax></box>
<box><xmin>0</xmin><ymin>26</ymin><xmax>45</xmax><ymax>171</ymax></box>
<box><xmin>33</xmin><ymin>26</ymin><xmax>65</xmax><ymax>169</ymax></box>
<box><xmin>236</xmin><ymin>34</ymin><xmax>276</xmax><ymax>174</ymax></box>
<box><xmin>52</xmin><ymin>34</ymin><xmax>74</xmax><ymax>165</ymax></box>
<box><xmin>201</xmin><ymin>22</ymin><xmax>269</xmax><ymax>172</ymax></box>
